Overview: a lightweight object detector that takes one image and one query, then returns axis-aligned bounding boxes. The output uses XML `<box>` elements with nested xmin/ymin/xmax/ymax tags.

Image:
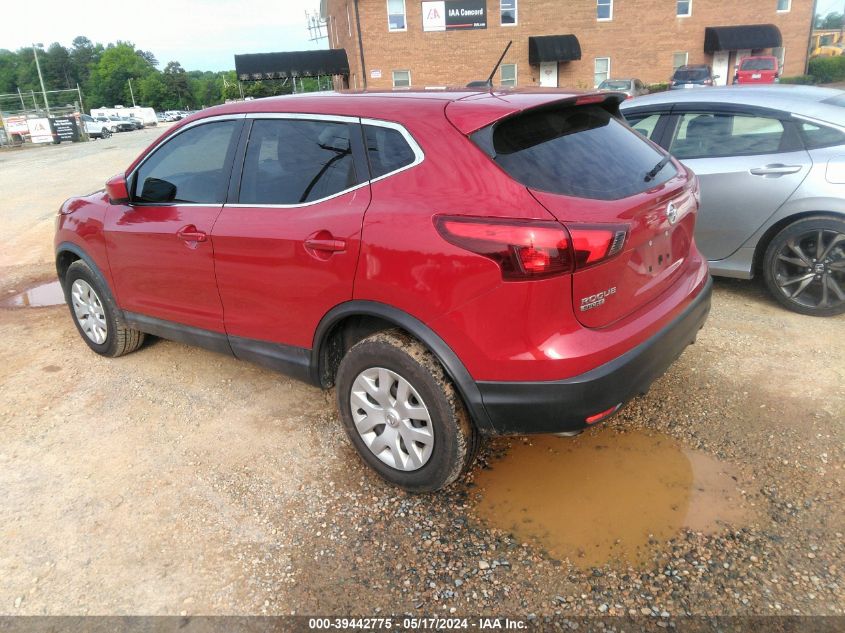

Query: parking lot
<box><xmin>0</xmin><ymin>129</ymin><xmax>843</xmax><ymax>617</ymax></box>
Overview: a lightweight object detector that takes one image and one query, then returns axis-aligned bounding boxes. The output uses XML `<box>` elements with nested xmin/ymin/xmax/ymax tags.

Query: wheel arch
<box><xmin>311</xmin><ymin>301</ymin><xmax>495</xmax><ymax>433</ymax></box>
<box><xmin>55</xmin><ymin>242</ymin><xmax>119</xmax><ymax>311</ymax></box>
<box><xmin>753</xmin><ymin>210</ymin><xmax>845</xmax><ymax>276</ymax></box>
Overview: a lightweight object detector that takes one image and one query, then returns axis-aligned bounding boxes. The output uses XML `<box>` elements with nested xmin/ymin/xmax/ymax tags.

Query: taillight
<box><xmin>434</xmin><ymin>216</ymin><xmax>628</xmax><ymax>280</ymax></box>
<box><xmin>570</xmin><ymin>225</ymin><xmax>628</xmax><ymax>269</ymax></box>
<box><xmin>434</xmin><ymin>216</ymin><xmax>572</xmax><ymax>280</ymax></box>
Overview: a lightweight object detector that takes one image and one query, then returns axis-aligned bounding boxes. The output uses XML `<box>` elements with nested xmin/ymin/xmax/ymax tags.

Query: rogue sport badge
<box><xmin>666</xmin><ymin>202</ymin><xmax>679</xmax><ymax>225</ymax></box>
<box><xmin>580</xmin><ymin>287</ymin><xmax>617</xmax><ymax>312</ymax></box>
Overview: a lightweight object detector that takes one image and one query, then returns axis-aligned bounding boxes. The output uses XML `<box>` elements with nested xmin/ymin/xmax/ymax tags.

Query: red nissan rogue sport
<box><xmin>54</xmin><ymin>90</ymin><xmax>711</xmax><ymax>491</ymax></box>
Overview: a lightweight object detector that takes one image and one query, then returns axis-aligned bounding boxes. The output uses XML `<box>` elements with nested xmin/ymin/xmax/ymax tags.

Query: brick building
<box><xmin>319</xmin><ymin>0</ymin><xmax>813</xmax><ymax>90</ymax></box>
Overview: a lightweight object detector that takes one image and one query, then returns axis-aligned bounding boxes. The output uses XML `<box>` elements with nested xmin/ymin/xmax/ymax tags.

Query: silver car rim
<box><xmin>350</xmin><ymin>367</ymin><xmax>434</xmax><ymax>471</ymax></box>
<box><xmin>775</xmin><ymin>229</ymin><xmax>845</xmax><ymax>310</ymax></box>
<box><xmin>71</xmin><ymin>280</ymin><xmax>108</xmax><ymax>344</ymax></box>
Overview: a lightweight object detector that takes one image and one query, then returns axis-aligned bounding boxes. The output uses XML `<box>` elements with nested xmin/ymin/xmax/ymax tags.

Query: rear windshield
<box><xmin>673</xmin><ymin>68</ymin><xmax>709</xmax><ymax>81</ymax></box>
<box><xmin>740</xmin><ymin>58</ymin><xmax>776</xmax><ymax>71</ymax></box>
<box><xmin>471</xmin><ymin>104</ymin><xmax>677</xmax><ymax>201</ymax></box>
<box><xmin>599</xmin><ymin>80</ymin><xmax>632</xmax><ymax>90</ymax></box>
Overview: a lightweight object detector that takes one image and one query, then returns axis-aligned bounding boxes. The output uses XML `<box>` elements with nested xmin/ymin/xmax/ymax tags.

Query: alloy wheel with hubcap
<box><xmin>71</xmin><ymin>279</ymin><xmax>108</xmax><ymax>344</ymax></box>
<box><xmin>772</xmin><ymin>228</ymin><xmax>845</xmax><ymax>313</ymax></box>
<box><xmin>350</xmin><ymin>367</ymin><xmax>434</xmax><ymax>471</ymax></box>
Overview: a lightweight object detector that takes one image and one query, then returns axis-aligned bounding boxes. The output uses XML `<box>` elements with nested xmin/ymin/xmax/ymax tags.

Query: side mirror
<box><xmin>105</xmin><ymin>173</ymin><xmax>129</xmax><ymax>204</ymax></box>
<box><xmin>140</xmin><ymin>177</ymin><xmax>177</xmax><ymax>203</ymax></box>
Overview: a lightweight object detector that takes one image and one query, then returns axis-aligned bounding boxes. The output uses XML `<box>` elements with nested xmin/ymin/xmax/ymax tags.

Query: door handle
<box><xmin>749</xmin><ymin>164</ymin><xmax>802</xmax><ymax>176</ymax></box>
<box><xmin>177</xmin><ymin>225</ymin><xmax>207</xmax><ymax>242</ymax></box>
<box><xmin>304</xmin><ymin>237</ymin><xmax>346</xmax><ymax>252</ymax></box>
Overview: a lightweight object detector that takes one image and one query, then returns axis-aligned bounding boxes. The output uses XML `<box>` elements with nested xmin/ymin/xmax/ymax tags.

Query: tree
<box><xmin>816</xmin><ymin>12</ymin><xmax>845</xmax><ymax>29</ymax></box>
<box><xmin>85</xmin><ymin>42</ymin><xmax>156</xmax><ymax>108</ymax></box>
<box><xmin>70</xmin><ymin>36</ymin><xmax>103</xmax><ymax>86</ymax></box>
<box><xmin>137</xmin><ymin>73</ymin><xmax>169</xmax><ymax>110</ymax></box>
<box><xmin>162</xmin><ymin>60</ymin><xmax>190</xmax><ymax>107</ymax></box>
<box><xmin>43</xmin><ymin>42</ymin><xmax>74</xmax><ymax>89</ymax></box>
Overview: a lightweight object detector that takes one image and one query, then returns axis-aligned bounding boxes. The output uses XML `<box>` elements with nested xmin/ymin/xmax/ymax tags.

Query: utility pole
<box><xmin>76</xmin><ymin>83</ymin><xmax>84</xmax><ymax>112</ymax></box>
<box><xmin>128</xmin><ymin>78</ymin><xmax>136</xmax><ymax>107</ymax></box>
<box><xmin>17</xmin><ymin>87</ymin><xmax>25</xmax><ymax>110</ymax></box>
<box><xmin>32</xmin><ymin>43</ymin><xmax>50</xmax><ymax>116</ymax></box>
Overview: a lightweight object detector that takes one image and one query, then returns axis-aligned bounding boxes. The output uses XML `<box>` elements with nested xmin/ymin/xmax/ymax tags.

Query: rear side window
<box><xmin>363</xmin><ymin>125</ymin><xmax>416</xmax><ymax>179</ymax></box>
<box><xmin>673</xmin><ymin>67</ymin><xmax>709</xmax><ymax>81</ymax></box>
<box><xmin>133</xmin><ymin>120</ymin><xmax>240</xmax><ymax>204</ymax></box>
<box><xmin>471</xmin><ymin>105</ymin><xmax>676</xmax><ymax>201</ymax></box>
<box><xmin>239</xmin><ymin>119</ymin><xmax>357</xmax><ymax>205</ymax></box>
<box><xmin>670</xmin><ymin>112</ymin><xmax>785</xmax><ymax>159</ymax></box>
<box><xmin>799</xmin><ymin>121</ymin><xmax>845</xmax><ymax>149</ymax></box>
<box><xmin>740</xmin><ymin>58</ymin><xmax>776</xmax><ymax>71</ymax></box>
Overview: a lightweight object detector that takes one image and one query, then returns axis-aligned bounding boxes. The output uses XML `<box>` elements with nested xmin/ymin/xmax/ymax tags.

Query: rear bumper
<box><xmin>476</xmin><ymin>276</ymin><xmax>712</xmax><ymax>435</ymax></box>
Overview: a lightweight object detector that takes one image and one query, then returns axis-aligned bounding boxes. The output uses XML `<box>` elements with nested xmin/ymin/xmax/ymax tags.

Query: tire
<box><xmin>101</xmin><ymin>128</ymin><xmax>111</xmax><ymax>139</ymax></box>
<box><xmin>763</xmin><ymin>215</ymin><xmax>845</xmax><ymax>317</ymax></box>
<box><xmin>336</xmin><ymin>329</ymin><xmax>479</xmax><ymax>492</ymax></box>
<box><xmin>63</xmin><ymin>261</ymin><xmax>145</xmax><ymax>357</ymax></box>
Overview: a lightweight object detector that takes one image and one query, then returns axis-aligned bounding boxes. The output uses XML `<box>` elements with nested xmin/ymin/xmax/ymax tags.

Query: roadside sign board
<box><xmin>4</xmin><ymin>116</ymin><xmax>30</xmax><ymax>135</ymax></box>
<box><xmin>422</xmin><ymin>0</ymin><xmax>486</xmax><ymax>31</ymax></box>
<box><xmin>27</xmin><ymin>118</ymin><xmax>53</xmax><ymax>143</ymax></box>
<box><xmin>52</xmin><ymin>116</ymin><xmax>81</xmax><ymax>142</ymax></box>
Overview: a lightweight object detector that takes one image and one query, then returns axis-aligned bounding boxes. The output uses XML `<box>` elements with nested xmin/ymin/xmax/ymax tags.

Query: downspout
<box><xmin>804</xmin><ymin>0</ymin><xmax>818</xmax><ymax>75</ymax></box>
<box><xmin>354</xmin><ymin>0</ymin><xmax>368</xmax><ymax>89</ymax></box>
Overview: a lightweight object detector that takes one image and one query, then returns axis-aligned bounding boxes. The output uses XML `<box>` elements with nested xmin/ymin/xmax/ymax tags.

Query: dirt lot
<box><xmin>0</xmin><ymin>130</ymin><xmax>843</xmax><ymax>619</ymax></box>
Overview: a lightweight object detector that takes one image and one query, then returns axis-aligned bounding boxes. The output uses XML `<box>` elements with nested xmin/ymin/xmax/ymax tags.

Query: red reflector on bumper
<box><xmin>585</xmin><ymin>403</ymin><xmax>622</xmax><ymax>424</ymax></box>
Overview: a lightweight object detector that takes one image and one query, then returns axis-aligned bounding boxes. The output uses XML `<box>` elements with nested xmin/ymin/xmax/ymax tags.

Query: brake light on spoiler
<box><xmin>434</xmin><ymin>216</ymin><xmax>628</xmax><ymax>281</ymax></box>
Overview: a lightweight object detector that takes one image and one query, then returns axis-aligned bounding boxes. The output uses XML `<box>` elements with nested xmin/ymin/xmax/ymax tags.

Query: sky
<box><xmin>817</xmin><ymin>0</ymin><xmax>844</xmax><ymax>18</ymax></box>
<box><xmin>3</xmin><ymin>0</ymin><xmax>326</xmax><ymax>72</ymax></box>
<box><xmin>5</xmin><ymin>0</ymin><xmax>842</xmax><ymax>72</ymax></box>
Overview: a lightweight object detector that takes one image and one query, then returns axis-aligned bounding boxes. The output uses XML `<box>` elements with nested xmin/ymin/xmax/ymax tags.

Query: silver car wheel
<box><xmin>350</xmin><ymin>367</ymin><xmax>434</xmax><ymax>471</ymax></box>
<box><xmin>775</xmin><ymin>229</ymin><xmax>845</xmax><ymax>310</ymax></box>
<box><xmin>71</xmin><ymin>280</ymin><xmax>108</xmax><ymax>344</ymax></box>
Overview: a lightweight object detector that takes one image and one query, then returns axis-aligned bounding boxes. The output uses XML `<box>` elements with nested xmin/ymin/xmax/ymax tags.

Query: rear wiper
<box><xmin>644</xmin><ymin>155</ymin><xmax>671</xmax><ymax>182</ymax></box>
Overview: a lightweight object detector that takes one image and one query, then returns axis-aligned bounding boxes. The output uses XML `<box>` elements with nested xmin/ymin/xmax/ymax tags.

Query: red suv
<box><xmin>54</xmin><ymin>90</ymin><xmax>711</xmax><ymax>491</ymax></box>
<box><xmin>734</xmin><ymin>56</ymin><xmax>779</xmax><ymax>84</ymax></box>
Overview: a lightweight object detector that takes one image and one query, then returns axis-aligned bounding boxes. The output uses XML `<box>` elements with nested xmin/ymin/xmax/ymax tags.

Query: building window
<box><xmin>597</xmin><ymin>0</ymin><xmax>612</xmax><ymax>20</ymax></box>
<box><xmin>594</xmin><ymin>57</ymin><xmax>610</xmax><ymax>86</ymax></box>
<box><xmin>677</xmin><ymin>0</ymin><xmax>691</xmax><ymax>17</ymax></box>
<box><xmin>501</xmin><ymin>0</ymin><xmax>517</xmax><ymax>25</ymax></box>
<box><xmin>776</xmin><ymin>0</ymin><xmax>790</xmax><ymax>11</ymax></box>
<box><xmin>673</xmin><ymin>51</ymin><xmax>689</xmax><ymax>70</ymax></box>
<box><xmin>387</xmin><ymin>0</ymin><xmax>406</xmax><ymax>31</ymax></box>
<box><xmin>392</xmin><ymin>70</ymin><xmax>411</xmax><ymax>88</ymax></box>
<box><xmin>501</xmin><ymin>63</ymin><xmax>517</xmax><ymax>87</ymax></box>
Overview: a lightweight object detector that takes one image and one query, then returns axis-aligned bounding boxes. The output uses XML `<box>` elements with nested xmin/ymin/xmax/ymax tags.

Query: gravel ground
<box><xmin>0</xmin><ymin>130</ymin><xmax>843</xmax><ymax>619</ymax></box>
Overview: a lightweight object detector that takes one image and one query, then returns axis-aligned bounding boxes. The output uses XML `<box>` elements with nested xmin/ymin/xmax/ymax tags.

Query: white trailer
<box><xmin>90</xmin><ymin>105</ymin><xmax>157</xmax><ymax>126</ymax></box>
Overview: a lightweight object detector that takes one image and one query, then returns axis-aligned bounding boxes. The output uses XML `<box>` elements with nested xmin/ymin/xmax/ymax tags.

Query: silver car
<box><xmin>597</xmin><ymin>78</ymin><xmax>649</xmax><ymax>98</ymax></box>
<box><xmin>621</xmin><ymin>85</ymin><xmax>845</xmax><ymax>316</ymax></box>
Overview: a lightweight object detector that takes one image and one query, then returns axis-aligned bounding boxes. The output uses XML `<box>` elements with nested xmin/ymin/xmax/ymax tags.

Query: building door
<box><xmin>539</xmin><ymin>62</ymin><xmax>558</xmax><ymax>87</ymax></box>
<box><xmin>712</xmin><ymin>51</ymin><xmax>729</xmax><ymax>86</ymax></box>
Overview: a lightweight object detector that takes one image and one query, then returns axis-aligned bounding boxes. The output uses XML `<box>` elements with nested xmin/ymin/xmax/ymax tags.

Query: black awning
<box><xmin>528</xmin><ymin>35</ymin><xmax>581</xmax><ymax>64</ymax></box>
<box><xmin>703</xmin><ymin>24</ymin><xmax>782</xmax><ymax>53</ymax></box>
<box><xmin>234</xmin><ymin>49</ymin><xmax>349</xmax><ymax>80</ymax></box>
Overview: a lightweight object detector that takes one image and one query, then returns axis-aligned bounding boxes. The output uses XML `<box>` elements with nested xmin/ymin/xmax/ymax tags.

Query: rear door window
<box><xmin>669</xmin><ymin>112</ymin><xmax>785</xmax><ymax>159</ymax></box>
<box><xmin>239</xmin><ymin>119</ymin><xmax>358</xmax><ymax>205</ymax></box>
<box><xmin>624</xmin><ymin>112</ymin><xmax>662</xmax><ymax>140</ymax></box>
<box><xmin>471</xmin><ymin>104</ymin><xmax>677</xmax><ymax>200</ymax></box>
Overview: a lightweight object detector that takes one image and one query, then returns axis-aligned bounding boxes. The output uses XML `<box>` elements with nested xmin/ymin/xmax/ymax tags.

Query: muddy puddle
<box><xmin>2</xmin><ymin>281</ymin><xmax>64</xmax><ymax>308</ymax></box>
<box><xmin>472</xmin><ymin>430</ymin><xmax>750</xmax><ymax>568</ymax></box>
